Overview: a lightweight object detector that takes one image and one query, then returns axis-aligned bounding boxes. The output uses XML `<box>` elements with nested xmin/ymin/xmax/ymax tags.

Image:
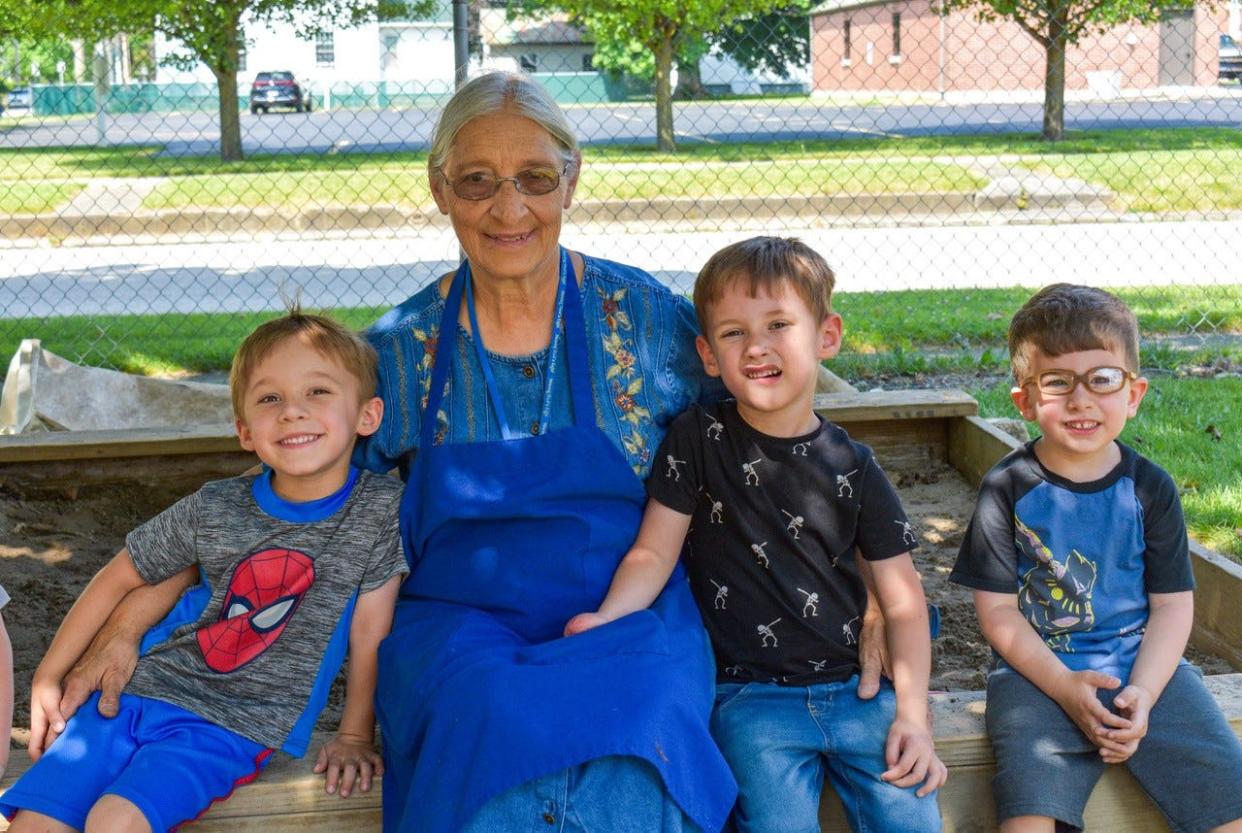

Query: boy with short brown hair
<box><xmin>952</xmin><ymin>283</ymin><xmax>1242</xmax><ymax>833</ymax></box>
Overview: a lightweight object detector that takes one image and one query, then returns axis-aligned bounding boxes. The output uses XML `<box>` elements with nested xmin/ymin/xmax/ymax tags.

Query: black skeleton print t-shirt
<box><xmin>647</xmin><ymin>401</ymin><xmax>916</xmax><ymax>685</ymax></box>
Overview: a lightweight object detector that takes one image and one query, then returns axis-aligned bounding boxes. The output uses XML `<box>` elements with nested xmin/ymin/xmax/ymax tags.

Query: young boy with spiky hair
<box><xmin>2</xmin><ymin>312</ymin><xmax>407</xmax><ymax>833</ymax></box>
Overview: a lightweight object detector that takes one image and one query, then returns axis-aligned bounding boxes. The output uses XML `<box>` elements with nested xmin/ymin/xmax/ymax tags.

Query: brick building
<box><xmin>810</xmin><ymin>0</ymin><xmax>1230</xmax><ymax>95</ymax></box>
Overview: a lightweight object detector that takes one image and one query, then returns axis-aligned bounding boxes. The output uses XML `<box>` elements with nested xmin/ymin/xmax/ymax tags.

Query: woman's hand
<box><xmin>58</xmin><ymin>616</ymin><xmax>141</xmax><ymax>723</ymax></box>
<box><xmin>881</xmin><ymin>717</ymin><xmax>947</xmax><ymax>797</ymax></box>
<box><xmin>314</xmin><ymin>731</ymin><xmax>385</xmax><ymax>797</ymax></box>
<box><xmin>564</xmin><ymin>612</ymin><xmax>608</xmax><ymax>637</ymax></box>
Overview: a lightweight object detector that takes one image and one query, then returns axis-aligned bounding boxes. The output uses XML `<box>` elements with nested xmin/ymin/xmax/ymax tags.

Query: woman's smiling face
<box><xmin>431</xmin><ymin>109</ymin><xmax>579</xmax><ymax>289</ymax></box>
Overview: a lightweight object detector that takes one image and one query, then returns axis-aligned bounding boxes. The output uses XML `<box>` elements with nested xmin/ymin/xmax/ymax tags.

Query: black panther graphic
<box><xmin>1014</xmin><ymin>517</ymin><xmax>1097</xmax><ymax>649</ymax></box>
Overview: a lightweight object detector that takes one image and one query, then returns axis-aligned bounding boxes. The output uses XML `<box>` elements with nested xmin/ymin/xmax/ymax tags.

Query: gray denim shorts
<box><xmin>985</xmin><ymin>664</ymin><xmax>1242</xmax><ymax>833</ymax></box>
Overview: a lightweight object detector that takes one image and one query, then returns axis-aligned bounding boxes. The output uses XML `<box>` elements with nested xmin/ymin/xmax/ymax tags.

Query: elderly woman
<box><xmin>358</xmin><ymin>72</ymin><xmax>735</xmax><ymax>832</ymax></box>
<box><xmin>53</xmin><ymin>71</ymin><xmax>889</xmax><ymax>833</ymax></box>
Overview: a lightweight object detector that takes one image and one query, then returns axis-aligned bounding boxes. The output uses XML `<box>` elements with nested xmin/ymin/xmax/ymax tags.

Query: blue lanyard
<box><xmin>464</xmin><ymin>250</ymin><xmax>569</xmax><ymax>441</ymax></box>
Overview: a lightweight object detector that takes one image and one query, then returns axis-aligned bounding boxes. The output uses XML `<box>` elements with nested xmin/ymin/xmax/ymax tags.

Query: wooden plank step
<box><xmin>6</xmin><ymin>675</ymin><xmax>1240</xmax><ymax>831</ymax></box>
<box><xmin>813</xmin><ymin>388</ymin><xmax>978</xmax><ymax>423</ymax></box>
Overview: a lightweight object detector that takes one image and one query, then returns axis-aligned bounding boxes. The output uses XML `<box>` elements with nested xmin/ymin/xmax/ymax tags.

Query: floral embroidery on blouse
<box><xmin>413</xmin><ymin>324</ymin><xmax>449</xmax><ymax>445</ymax></box>
<box><xmin>598</xmin><ymin>286</ymin><xmax>651</xmax><ymax>473</ymax></box>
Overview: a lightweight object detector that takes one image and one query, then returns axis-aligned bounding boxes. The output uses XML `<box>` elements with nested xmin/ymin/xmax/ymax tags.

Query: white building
<box><xmin>155</xmin><ymin>9</ymin><xmax>455</xmax><ymax>94</ymax></box>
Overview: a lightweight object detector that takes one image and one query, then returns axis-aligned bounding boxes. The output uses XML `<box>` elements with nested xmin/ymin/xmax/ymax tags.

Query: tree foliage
<box><xmin>5</xmin><ymin>0</ymin><xmax>431</xmax><ymax>160</ymax></box>
<box><xmin>945</xmin><ymin>0</ymin><xmax>1196</xmax><ymax>139</ymax></box>
<box><xmin>709</xmin><ymin>3</ymin><xmax>809</xmax><ymax>80</ymax></box>
<box><xmin>519</xmin><ymin>0</ymin><xmax>790</xmax><ymax>151</ymax></box>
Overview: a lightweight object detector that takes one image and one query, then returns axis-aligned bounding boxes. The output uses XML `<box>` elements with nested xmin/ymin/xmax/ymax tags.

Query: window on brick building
<box><xmin>891</xmin><ymin>13</ymin><xmax>902</xmax><ymax>57</ymax></box>
<box><xmin>844</xmin><ymin>19</ymin><xmax>852</xmax><ymax>62</ymax></box>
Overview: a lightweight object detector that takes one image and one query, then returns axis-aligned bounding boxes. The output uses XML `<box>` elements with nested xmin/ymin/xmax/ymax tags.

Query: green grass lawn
<box><xmin>0</xmin><ymin>181</ymin><xmax>84</xmax><ymax>213</ymax></box>
<box><xmin>969</xmin><ymin>376</ymin><xmax>1242</xmax><ymax>559</ymax></box>
<box><xmin>3</xmin><ymin>127</ymin><xmax>1240</xmax><ymax>213</ymax></box>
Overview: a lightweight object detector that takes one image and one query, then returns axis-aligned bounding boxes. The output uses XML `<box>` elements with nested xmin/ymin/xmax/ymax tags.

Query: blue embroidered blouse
<box><xmin>357</xmin><ymin>254</ymin><xmax>716</xmax><ymax>478</ymax></box>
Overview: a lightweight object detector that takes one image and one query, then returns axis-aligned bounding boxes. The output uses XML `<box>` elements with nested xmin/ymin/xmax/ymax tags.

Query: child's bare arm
<box><xmin>1101</xmin><ymin>590</ymin><xmax>1194</xmax><ymax>762</ymax></box>
<box><xmin>314</xmin><ymin>575</ymin><xmax>401</xmax><ymax>798</ymax></box>
<box><xmin>564</xmin><ymin>500</ymin><xmax>691</xmax><ymax>637</ymax></box>
<box><xmin>58</xmin><ymin>566</ymin><xmax>198</xmax><ymax>722</ymax></box>
<box><xmin>30</xmin><ymin>549</ymin><xmax>148</xmax><ymax>759</ymax></box>
<box><xmin>973</xmin><ymin>589</ymin><xmax>1132</xmax><ymax>756</ymax></box>
<box><xmin>0</xmin><ymin>614</ymin><xmax>12</xmax><ymax>777</ymax></box>
<box><xmin>870</xmin><ymin>554</ymin><xmax>945</xmax><ymax>796</ymax></box>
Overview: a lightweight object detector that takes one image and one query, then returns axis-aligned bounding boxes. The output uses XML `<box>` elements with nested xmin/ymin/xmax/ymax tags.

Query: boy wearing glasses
<box><xmin>951</xmin><ymin>284</ymin><xmax>1242</xmax><ymax>833</ymax></box>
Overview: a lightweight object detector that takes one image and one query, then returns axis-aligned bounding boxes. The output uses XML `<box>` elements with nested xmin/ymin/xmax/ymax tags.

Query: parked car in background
<box><xmin>5</xmin><ymin>87</ymin><xmax>33</xmax><ymax>113</ymax></box>
<box><xmin>1221</xmin><ymin>34</ymin><xmax>1242</xmax><ymax>81</ymax></box>
<box><xmin>249</xmin><ymin>71</ymin><xmax>312</xmax><ymax>114</ymax></box>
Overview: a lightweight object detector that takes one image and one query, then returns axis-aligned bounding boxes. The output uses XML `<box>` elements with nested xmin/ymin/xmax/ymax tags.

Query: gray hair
<box><xmin>428</xmin><ymin>72</ymin><xmax>579</xmax><ymax>173</ymax></box>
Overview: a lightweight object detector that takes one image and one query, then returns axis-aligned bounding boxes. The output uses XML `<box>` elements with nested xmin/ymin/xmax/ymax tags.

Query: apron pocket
<box><xmin>516</xmin><ymin>609</ymin><xmax>670</xmax><ymax>665</ymax></box>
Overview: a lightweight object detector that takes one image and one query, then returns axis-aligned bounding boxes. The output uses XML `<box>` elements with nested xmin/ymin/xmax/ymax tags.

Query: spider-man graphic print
<box><xmin>197</xmin><ymin>548</ymin><xmax>315</xmax><ymax>672</ymax></box>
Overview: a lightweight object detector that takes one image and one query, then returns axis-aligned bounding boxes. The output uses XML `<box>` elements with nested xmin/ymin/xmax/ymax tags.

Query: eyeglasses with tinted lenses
<box><xmin>1023</xmin><ymin>366</ymin><xmax>1137</xmax><ymax>396</ymax></box>
<box><xmin>440</xmin><ymin>164</ymin><xmax>568</xmax><ymax>200</ymax></box>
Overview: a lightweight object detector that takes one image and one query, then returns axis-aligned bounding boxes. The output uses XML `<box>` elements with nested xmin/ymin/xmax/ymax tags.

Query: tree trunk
<box><xmin>1041</xmin><ymin>10</ymin><xmax>1068</xmax><ymax>141</ymax></box>
<box><xmin>212</xmin><ymin>63</ymin><xmax>243</xmax><ymax>161</ymax></box>
<box><xmin>674</xmin><ymin>53</ymin><xmax>704</xmax><ymax>100</ymax></box>
<box><xmin>654</xmin><ymin>33</ymin><xmax>676</xmax><ymax>152</ymax></box>
<box><xmin>211</xmin><ymin>14</ymin><xmax>244</xmax><ymax>162</ymax></box>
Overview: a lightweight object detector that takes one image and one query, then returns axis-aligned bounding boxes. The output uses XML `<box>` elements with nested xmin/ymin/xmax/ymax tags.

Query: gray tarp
<box><xmin>0</xmin><ymin>339</ymin><xmax>233</xmax><ymax>434</ymax></box>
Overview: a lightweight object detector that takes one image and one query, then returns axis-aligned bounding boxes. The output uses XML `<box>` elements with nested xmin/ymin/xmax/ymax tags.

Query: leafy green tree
<box><xmin>709</xmin><ymin>4</ymin><xmax>809</xmax><ymax>80</ymax></box>
<box><xmin>7</xmin><ymin>0</ymin><xmax>429</xmax><ymax>160</ymax></box>
<box><xmin>521</xmin><ymin>0</ymin><xmax>789</xmax><ymax>151</ymax></box>
<box><xmin>945</xmin><ymin>0</ymin><xmax>1195</xmax><ymax>140</ymax></box>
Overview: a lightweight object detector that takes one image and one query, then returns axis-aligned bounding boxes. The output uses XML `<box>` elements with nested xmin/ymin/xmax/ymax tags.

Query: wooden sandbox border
<box><xmin>2</xmin><ymin>390</ymin><xmax>1240</xmax><ymax>832</ymax></box>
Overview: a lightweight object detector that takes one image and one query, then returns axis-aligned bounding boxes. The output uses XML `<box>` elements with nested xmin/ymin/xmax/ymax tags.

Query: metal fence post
<box><xmin>453</xmin><ymin>0</ymin><xmax>469</xmax><ymax>88</ymax></box>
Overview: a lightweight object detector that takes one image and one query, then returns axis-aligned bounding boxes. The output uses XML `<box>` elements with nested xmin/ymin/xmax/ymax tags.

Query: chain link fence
<box><xmin>1</xmin><ymin>0</ymin><xmax>1240</xmax><ymax>376</ymax></box>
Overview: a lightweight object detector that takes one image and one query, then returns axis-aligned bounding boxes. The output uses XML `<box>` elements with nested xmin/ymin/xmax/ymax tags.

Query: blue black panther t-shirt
<box><xmin>951</xmin><ymin>440</ymin><xmax>1194</xmax><ymax>680</ymax></box>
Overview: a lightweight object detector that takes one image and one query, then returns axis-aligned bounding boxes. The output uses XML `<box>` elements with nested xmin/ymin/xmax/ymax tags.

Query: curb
<box><xmin>0</xmin><ymin>188</ymin><xmax>1113</xmax><ymax>241</ymax></box>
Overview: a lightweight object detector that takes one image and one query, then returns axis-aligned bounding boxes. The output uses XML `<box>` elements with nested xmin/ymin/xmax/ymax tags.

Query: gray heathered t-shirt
<box><xmin>125</xmin><ymin>470</ymin><xmax>406</xmax><ymax>752</ymax></box>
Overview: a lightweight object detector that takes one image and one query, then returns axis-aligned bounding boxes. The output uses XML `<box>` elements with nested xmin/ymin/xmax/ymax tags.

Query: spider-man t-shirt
<box><xmin>124</xmin><ymin>469</ymin><xmax>406</xmax><ymax>755</ymax></box>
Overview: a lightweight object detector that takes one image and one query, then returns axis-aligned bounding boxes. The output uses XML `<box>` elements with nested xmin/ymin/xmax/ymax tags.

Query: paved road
<box><xmin>3</xmin><ymin>218</ymin><xmax>1239</xmax><ymax>319</ymax></box>
<box><xmin>2</xmin><ymin>94</ymin><xmax>1241</xmax><ymax>155</ymax></box>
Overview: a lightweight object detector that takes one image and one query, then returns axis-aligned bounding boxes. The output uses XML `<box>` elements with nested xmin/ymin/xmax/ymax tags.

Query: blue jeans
<box><xmin>464</xmin><ymin>756</ymin><xmax>699</xmax><ymax>833</ymax></box>
<box><xmin>710</xmin><ymin>677</ymin><xmax>942</xmax><ymax>833</ymax></box>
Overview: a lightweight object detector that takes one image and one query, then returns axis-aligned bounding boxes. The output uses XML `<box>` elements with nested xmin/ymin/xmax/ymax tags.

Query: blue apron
<box><xmin>375</xmin><ymin>250</ymin><xmax>736</xmax><ymax>833</ymax></box>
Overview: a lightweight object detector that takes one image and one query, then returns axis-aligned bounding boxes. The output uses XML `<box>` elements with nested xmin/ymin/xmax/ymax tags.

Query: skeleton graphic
<box><xmin>842</xmin><ymin>615</ymin><xmax>860</xmax><ymax>646</ymax></box>
<box><xmin>836</xmin><ymin>469</ymin><xmax>859</xmax><ymax>498</ymax></box>
<box><xmin>758</xmin><ymin>618</ymin><xmax>782</xmax><ymax>648</ymax></box>
<box><xmin>895</xmin><ymin>520</ymin><xmax>917</xmax><ymax>547</ymax></box>
<box><xmin>751</xmin><ymin>541</ymin><xmax>770</xmax><ymax>569</ymax></box>
<box><xmin>742</xmin><ymin>459</ymin><xmax>762</xmax><ymax>486</ymax></box>
<box><xmin>710</xmin><ymin>579</ymin><xmax>729</xmax><ymax>610</ymax></box>
<box><xmin>797</xmin><ymin>588</ymin><xmax>819</xmax><ymax>617</ymax></box>
<box><xmin>706</xmin><ymin>493</ymin><xmax>723</xmax><ymax>524</ymax></box>
<box><xmin>792</xmin><ymin>442</ymin><xmax>810</xmax><ymax>456</ymax></box>
<box><xmin>808</xmin><ymin>659</ymin><xmax>828</xmax><ymax>672</ymax></box>
<box><xmin>665</xmin><ymin>455</ymin><xmax>686</xmax><ymax>481</ymax></box>
<box><xmin>707</xmin><ymin>418</ymin><xmax>724</xmax><ymax>441</ymax></box>
<box><xmin>781</xmin><ymin>509</ymin><xmax>804</xmax><ymax>539</ymax></box>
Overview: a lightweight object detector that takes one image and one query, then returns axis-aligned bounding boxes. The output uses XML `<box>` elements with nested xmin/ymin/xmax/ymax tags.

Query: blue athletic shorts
<box><xmin>0</xmin><ymin>692</ymin><xmax>272</xmax><ymax>832</ymax></box>
<box><xmin>986</xmin><ymin>664</ymin><xmax>1242</xmax><ymax>833</ymax></box>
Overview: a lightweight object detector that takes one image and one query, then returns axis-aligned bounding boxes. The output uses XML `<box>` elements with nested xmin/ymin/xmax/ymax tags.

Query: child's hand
<box><xmin>29</xmin><ymin>674</ymin><xmax>68</xmax><ymax>761</ymax></box>
<box><xmin>564</xmin><ymin>612</ymin><xmax>608</xmax><ymax>637</ymax></box>
<box><xmin>881</xmin><ymin>717</ymin><xmax>947</xmax><ymax>797</ymax></box>
<box><xmin>1098</xmin><ymin>684</ymin><xmax>1153</xmax><ymax>763</ymax></box>
<box><xmin>313</xmin><ymin>732</ymin><xmax>384</xmax><ymax>798</ymax></box>
<box><xmin>1052</xmin><ymin>669</ymin><xmax>1130</xmax><ymax>747</ymax></box>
